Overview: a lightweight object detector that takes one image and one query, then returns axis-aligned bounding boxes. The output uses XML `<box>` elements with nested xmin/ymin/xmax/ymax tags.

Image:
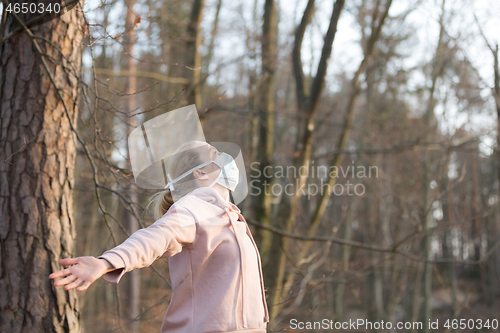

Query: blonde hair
<box><xmin>148</xmin><ymin>141</ymin><xmax>207</xmax><ymax>220</ymax></box>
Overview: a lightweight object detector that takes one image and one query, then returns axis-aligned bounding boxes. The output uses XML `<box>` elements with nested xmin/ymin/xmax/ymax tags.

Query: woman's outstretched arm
<box><xmin>50</xmin><ymin>204</ymin><xmax>196</xmax><ymax>288</ymax></box>
<box><xmin>49</xmin><ymin>257</ymin><xmax>117</xmax><ymax>291</ymax></box>
<box><xmin>97</xmin><ymin>205</ymin><xmax>196</xmax><ymax>284</ymax></box>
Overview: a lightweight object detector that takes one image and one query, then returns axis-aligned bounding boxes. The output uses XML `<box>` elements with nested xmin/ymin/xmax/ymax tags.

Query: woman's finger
<box><xmin>49</xmin><ymin>268</ymin><xmax>72</xmax><ymax>279</ymax></box>
<box><xmin>59</xmin><ymin>258</ymin><xmax>79</xmax><ymax>266</ymax></box>
<box><xmin>65</xmin><ymin>278</ymin><xmax>83</xmax><ymax>291</ymax></box>
<box><xmin>76</xmin><ymin>281</ymin><xmax>91</xmax><ymax>292</ymax></box>
<box><xmin>54</xmin><ymin>274</ymin><xmax>77</xmax><ymax>287</ymax></box>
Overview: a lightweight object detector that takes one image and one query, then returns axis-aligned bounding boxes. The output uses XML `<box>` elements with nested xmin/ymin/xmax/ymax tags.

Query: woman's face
<box><xmin>192</xmin><ymin>143</ymin><xmax>223</xmax><ymax>187</ymax></box>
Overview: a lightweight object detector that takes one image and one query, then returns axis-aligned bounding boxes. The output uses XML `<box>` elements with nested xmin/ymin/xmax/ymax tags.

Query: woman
<box><xmin>49</xmin><ymin>141</ymin><xmax>269</xmax><ymax>333</ymax></box>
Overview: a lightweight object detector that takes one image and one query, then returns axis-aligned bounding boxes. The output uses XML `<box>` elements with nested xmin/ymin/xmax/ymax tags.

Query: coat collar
<box><xmin>189</xmin><ymin>187</ymin><xmax>240</xmax><ymax>213</ymax></box>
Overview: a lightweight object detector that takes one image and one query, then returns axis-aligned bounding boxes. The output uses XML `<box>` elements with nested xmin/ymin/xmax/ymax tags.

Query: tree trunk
<box><xmin>494</xmin><ymin>43</ymin><xmax>500</xmax><ymax>199</ymax></box>
<box><xmin>246</xmin><ymin>0</ymin><xmax>259</xmax><ymax>172</ymax></box>
<box><xmin>443</xmin><ymin>166</ymin><xmax>459</xmax><ymax>315</ymax></box>
<box><xmin>253</xmin><ymin>0</ymin><xmax>276</xmax><ymax>260</ymax></box>
<box><xmin>123</xmin><ymin>2</ymin><xmax>140</xmax><ymax>331</ymax></box>
<box><xmin>487</xmin><ymin>43</ymin><xmax>500</xmax><ymax>309</ymax></box>
<box><xmin>367</xmin><ymin>190</ymin><xmax>383</xmax><ymax>324</ymax></box>
<box><xmin>492</xmin><ymin>44</ymin><xmax>500</xmax><ymax>311</ymax></box>
<box><xmin>334</xmin><ymin>197</ymin><xmax>357</xmax><ymax>322</ymax></box>
<box><xmin>203</xmin><ymin>0</ymin><xmax>222</xmax><ymax>74</ymax></box>
<box><xmin>184</xmin><ymin>0</ymin><xmax>205</xmax><ymax>109</ymax></box>
<box><xmin>0</xmin><ymin>5</ymin><xmax>84</xmax><ymax>332</ymax></box>
<box><xmin>419</xmin><ymin>3</ymin><xmax>448</xmax><ymax>329</ymax></box>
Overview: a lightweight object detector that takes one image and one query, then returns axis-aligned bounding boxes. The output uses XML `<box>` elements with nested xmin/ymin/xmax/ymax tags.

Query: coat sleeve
<box><xmin>97</xmin><ymin>205</ymin><xmax>196</xmax><ymax>283</ymax></box>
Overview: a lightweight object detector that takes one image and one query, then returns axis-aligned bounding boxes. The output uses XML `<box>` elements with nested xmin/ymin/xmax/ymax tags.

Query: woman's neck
<box><xmin>212</xmin><ymin>184</ymin><xmax>230</xmax><ymax>203</ymax></box>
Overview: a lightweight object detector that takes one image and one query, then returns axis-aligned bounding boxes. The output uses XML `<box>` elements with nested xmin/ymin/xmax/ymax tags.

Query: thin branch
<box><xmin>3</xmin><ymin>130</ymin><xmax>42</xmax><ymax>164</ymax></box>
<box><xmin>313</xmin><ymin>136</ymin><xmax>477</xmax><ymax>158</ymax></box>
<box><xmin>292</xmin><ymin>0</ymin><xmax>315</xmax><ymax>108</ymax></box>
<box><xmin>472</xmin><ymin>11</ymin><xmax>494</xmax><ymax>53</ymax></box>
<box><xmin>246</xmin><ymin>218</ymin><xmax>499</xmax><ymax>265</ymax></box>
<box><xmin>90</xmin><ymin>68</ymin><xmax>189</xmax><ymax>84</ymax></box>
<box><xmin>308</xmin><ymin>0</ymin><xmax>345</xmax><ymax>113</ymax></box>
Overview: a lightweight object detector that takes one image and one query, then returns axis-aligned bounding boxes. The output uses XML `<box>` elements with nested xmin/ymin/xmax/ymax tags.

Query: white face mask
<box><xmin>211</xmin><ymin>153</ymin><xmax>239</xmax><ymax>192</ymax></box>
<box><xmin>165</xmin><ymin>152</ymin><xmax>239</xmax><ymax>192</ymax></box>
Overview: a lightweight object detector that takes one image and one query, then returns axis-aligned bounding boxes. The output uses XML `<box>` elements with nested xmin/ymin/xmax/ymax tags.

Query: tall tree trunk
<box><xmin>470</xmin><ymin>149</ymin><xmax>487</xmax><ymax>304</ymax></box>
<box><xmin>409</xmin><ymin>261</ymin><xmax>423</xmax><ymax>331</ymax></box>
<box><xmin>334</xmin><ymin>197</ymin><xmax>357</xmax><ymax>322</ymax></box>
<box><xmin>443</xmin><ymin>157</ymin><xmax>459</xmax><ymax>315</ymax></box>
<box><xmin>0</xmin><ymin>4</ymin><xmax>84</xmax><ymax>332</ymax></box>
<box><xmin>492</xmin><ymin>44</ymin><xmax>500</xmax><ymax>311</ymax></box>
<box><xmin>253</xmin><ymin>0</ymin><xmax>276</xmax><ymax>259</ymax></box>
<box><xmin>184</xmin><ymin>0</ymin><xmax>205</xmax><ymax>109</ymax></box>
<box><xmin>420</xmin><ymin>142</ymin><xmax>434</xmax><ymax>333</ymax></box>
<box><xmin>203</xmin><ymin>0</ymin><xmax>222</xmax><ymax>74</ymax></box>
<box><xmin>164</xmin><ymin>6</ymin><xmax>184</xmax><ymax>105</ymax></box>
<box><xmin>470</xmin><ymin>151</ymin><xmax>482</xmax><ymax>262</ymax></box>
<box><xmin>123</xmin><ymin>2</ymin><xmax>140</xmax><ymax>332</ymax></box>
<box><xmin>494</xmin><ymin>42</ymin><xmax>500</xmax><ymax>198</ymax></box>
<box><xmin>486</xmin><ymin>43</ymin><xmax>500</xmax><ymax>307</ymax></box>
<box><xmin>367</xmin><ymin>189</ymin><xmax>383</xmax><ymax>324</ymax></box>
<box><xmin>246</xmin><ymin>0</ymin><xmax>259</xmax><ymax>166</ymax></box>
<box><xmin>418</xmin><ymin>3</ymin><xmax>447</xmax><ymax>330</ymax></box>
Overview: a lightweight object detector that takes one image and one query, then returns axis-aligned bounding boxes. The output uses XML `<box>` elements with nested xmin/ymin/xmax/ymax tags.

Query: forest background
<box><xmin>1</xmin><ymin>0</ymin><xmax>500</xmax><ymax>332</ymax></box>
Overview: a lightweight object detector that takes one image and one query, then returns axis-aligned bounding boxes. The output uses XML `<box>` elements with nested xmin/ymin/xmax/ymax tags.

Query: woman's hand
<box><xmin>49</xmin><ymin>256</ymin><xmax>112</xmax><ymax>291</ymax></box>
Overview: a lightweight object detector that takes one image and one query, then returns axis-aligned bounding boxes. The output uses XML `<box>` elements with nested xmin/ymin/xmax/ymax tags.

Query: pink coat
<box><xmin>98</xmin><ymin>187</ymin><xmax>269</xmax><ymax>333</ymax></box>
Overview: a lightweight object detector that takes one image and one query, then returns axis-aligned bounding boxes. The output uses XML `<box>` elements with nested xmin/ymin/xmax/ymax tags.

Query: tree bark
<box><xmin>0</xmin><ymin>4</ymin><xmax>84</xmax><ymax>332</ymax></box>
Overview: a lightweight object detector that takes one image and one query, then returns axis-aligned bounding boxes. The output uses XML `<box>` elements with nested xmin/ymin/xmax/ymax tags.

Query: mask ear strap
<box><xmin>164</xmin><ymin>160</ymin><xmax>213</xmax><ymax>190</ymax></box>
<box><xmin>165</xmin><ymin>173</ymin><xmax>174</xmax><ymax>191</ymax></box>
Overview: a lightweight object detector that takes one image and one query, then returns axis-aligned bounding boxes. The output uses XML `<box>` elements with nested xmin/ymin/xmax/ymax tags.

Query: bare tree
<box><xmin>263</xmin><ymin>0</ymin><xmax>398</xmax><ymax>321</ymax></box>
<box><xmin>263</xmin><ymin>0</ymin><xmax>346</xmax><ymax>320</ymax></box>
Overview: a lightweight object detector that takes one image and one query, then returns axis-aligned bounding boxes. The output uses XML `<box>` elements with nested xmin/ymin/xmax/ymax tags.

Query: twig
<box><xmin>3</xmin><ymin>130</ymin><xmax>42</xmax><ymax>164</ymax></box>
<box><xmin>90</xmin><ymin>68</ymin><xmax>188</xmax><ymax>84</ymax></box>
